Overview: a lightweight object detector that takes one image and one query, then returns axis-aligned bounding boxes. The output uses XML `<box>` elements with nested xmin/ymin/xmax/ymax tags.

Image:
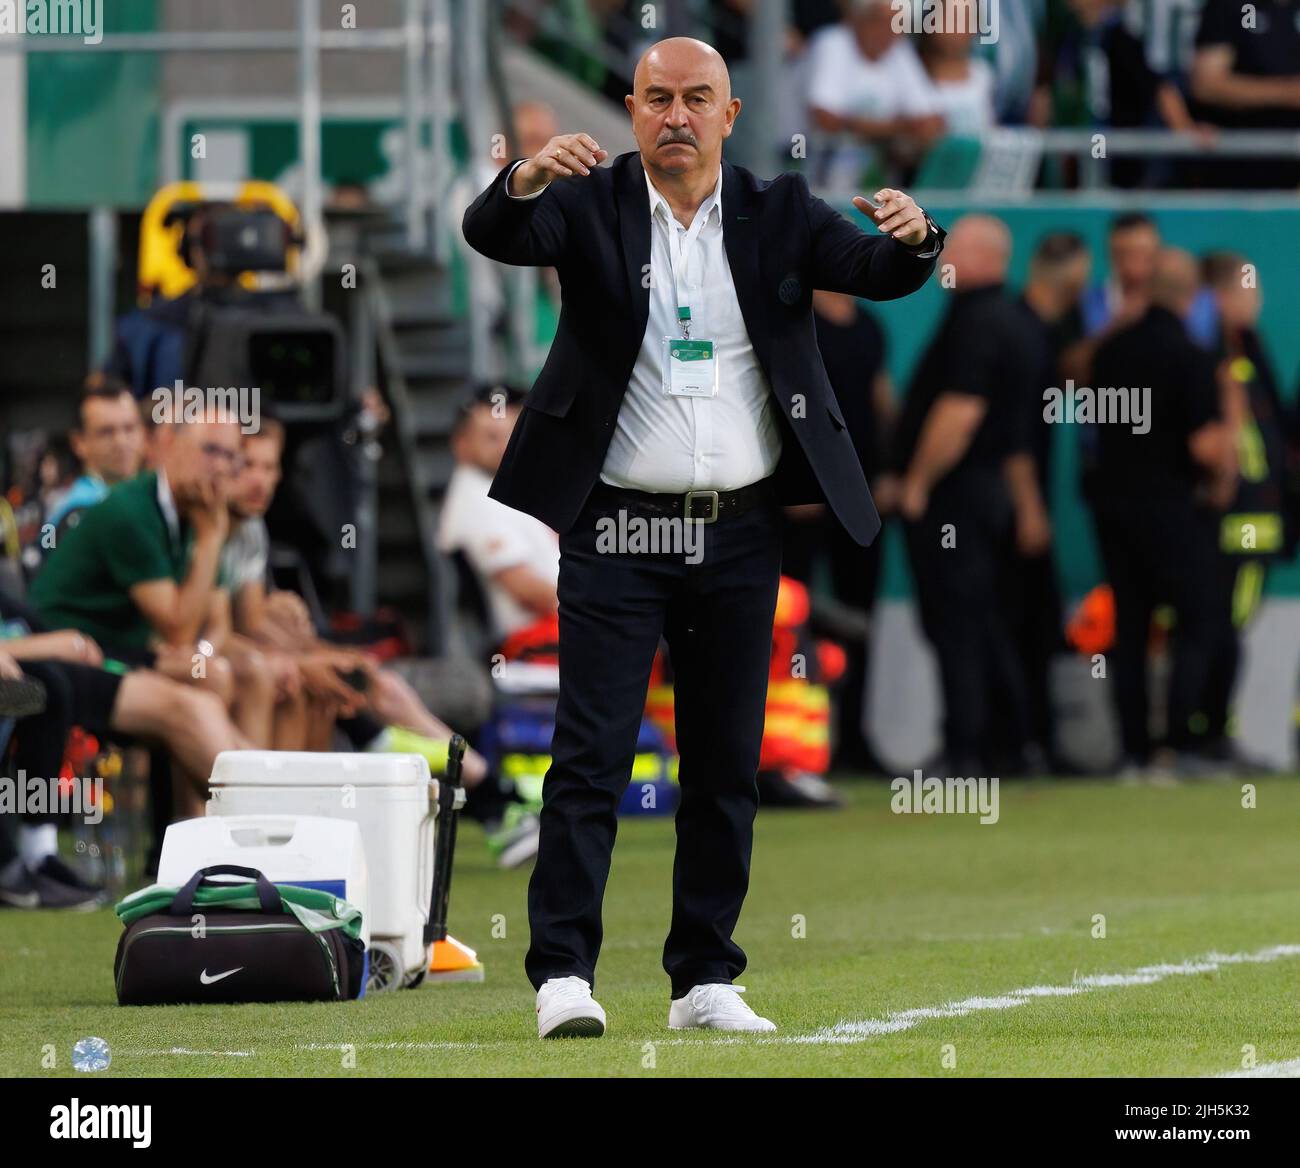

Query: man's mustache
<box><xmin>658</xmin><ymin>131</ymin><xmax>698</xmax><ymax>147</ymax></box>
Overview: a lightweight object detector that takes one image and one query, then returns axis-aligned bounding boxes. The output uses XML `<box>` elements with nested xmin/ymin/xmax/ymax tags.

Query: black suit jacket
<box><xmin>461</xmin><ymin>151</ymin><xmax>942</xmax><ymax>546</ymax></box>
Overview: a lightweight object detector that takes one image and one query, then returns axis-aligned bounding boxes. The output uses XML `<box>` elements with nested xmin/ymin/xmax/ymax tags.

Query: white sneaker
<box><xmin>536</xmin><ymin>976</ymin><xmax>606</xmax><ymax>1039</ymax></box>
<box><xmin>668</xmin><ymin>984</ymin><xmax>776</xmax><ymax>1032</ymax></box>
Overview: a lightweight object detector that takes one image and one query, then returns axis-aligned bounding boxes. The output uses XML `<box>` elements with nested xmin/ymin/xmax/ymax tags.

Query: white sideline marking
<box><xmin>296</xmin><ymin>1040</ymin><xmax>486</xmax><ymax>1052</ymax></box>
<box><xmin>1219</xmin><ymin>1058</ymin><xmax>1300</xmax><ymax>1078</ymax></box>
<box><xmin>131</xmin><ymin>1047</ymin><xmax>254</xmax><ymax>1057</ymax></box>
<box><xmin>786</xmin><ymin>944</ymin><xmax>1300</xmax><ymax>1046</ymax></box>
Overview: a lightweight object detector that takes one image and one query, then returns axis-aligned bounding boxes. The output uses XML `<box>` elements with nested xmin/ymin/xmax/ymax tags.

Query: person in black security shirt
<box><xmin>895</xmin><ymin>215</ymin><xmax>1032</xmax><ymax>775</ymax></box>
<box><xmin>1005</xmin><ymin>232</ymin><xmax>1093</xmax><ymax>772</ymax></box>
<box><xmin>1190</xmin><ymin>0</ymin><xmax>1300</xmax><ymax>188</ymax></box>
<box><xmin>782</xmin><ymin>289</ymin><xmax>894</xmax><ymax>775</ymax></box>
<box><xmin>1085</xmin><ymin>248</ymin><xmax>1233</xmax><ymax>772</ymax></box>
<box><xmin>1195</xmin><ymin>251</ymin><xmax>1291</xmax><ymax>767</ymax></box>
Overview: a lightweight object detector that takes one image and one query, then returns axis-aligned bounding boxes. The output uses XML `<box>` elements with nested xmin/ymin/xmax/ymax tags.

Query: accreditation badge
<box><xmin>662</xmin><ymin>337</ymin><xmax>718</xmax><ymax>398</ymax></box>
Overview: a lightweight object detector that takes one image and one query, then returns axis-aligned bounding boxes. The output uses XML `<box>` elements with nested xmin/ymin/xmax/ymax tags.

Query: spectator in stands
<box><xmin>1083</xmin><ymin>248</ymin><xmax>1232</xmax><ymax>775</ymax></box>
<box><xmin>439</xmin><ymin>388</ymin><xmax>559</xmax><ymax>647</ymax></box>
<box><xmin>47</xmin><ymin>382</ymin><xmax>146</xmax><ymax>534</ymax></box>
<box><xmin>514</xmin><ymin>99</ymin><xmax>562</xmax><ymax>160</ymax></box>
<box><xmin>1066</xmin><ymin>0</ymin><xmax>1214</xmax><ymax>188</ymax></box>
<box><xmin>805</xmin><ymin>0</ymin><xmax>944</xmax><ymax>189</ymax></box>
<box><xmin>979</xmin><ymin>0</ymin><xmax>1047</xmax><ymax>125</ymax></box>
<box><xmin>33</xmin><ymin>438</ymin><xmax>77</xmax><ymax>532</ymax></box>
<box><xmin>1191</xmin><ymin>0</ymin><xmax>1300</xmax><ymax>188</ymax></box>
<box><xmin>893</xmin><ymin>215</ymin><xmax>1033</xmax><ymax>774</ymax></box>
<box><xmin>1129</xmin><ymin>0</ymin><xmax>1205</xmax><ymax>92</ymax></box>
<box><xmin>788</xmin><ymin>0</ymin><xmax>850</xmax><ymax>48</ymax></box>
<box><xmin>1006</xmin><ymin>231</ymin><xmax>1093</xmax><ymax>771</ymax></box>
<box><xmin>1</xmin><ymin>586</ymin><xmax>248</xmax><ymax>906</ymax></box>
<box><xmin>916</xmin><ymin>0</ymin><xmax>998</xmax><ymax>138</ymax></box>
<box><xmin>447</xmin><ymin>100</ymin><xmax>562</xmax><ymax>381</ymax></box>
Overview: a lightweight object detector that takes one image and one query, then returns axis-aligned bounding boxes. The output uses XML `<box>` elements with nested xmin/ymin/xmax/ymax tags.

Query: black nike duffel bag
<box><xmin>114</xmin><ymin>864</ymin><xmax>364</xmax><ymax>1005</ymax></box>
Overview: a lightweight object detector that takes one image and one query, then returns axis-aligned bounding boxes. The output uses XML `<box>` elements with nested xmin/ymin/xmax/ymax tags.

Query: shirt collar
<box><xmin>155</xmin><ymin>468</ymin><xmax>181</xmax><ymax>545</ymax></box>
<box><xmin>645</xmin><ymin>165</ymin><xmax>723</xmax><ymax>228</ymax></box>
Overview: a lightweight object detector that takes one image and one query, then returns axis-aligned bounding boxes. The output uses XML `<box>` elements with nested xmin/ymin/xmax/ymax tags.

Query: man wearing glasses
<box><xmin>28</xmin><ymin>406</ymin><xmax>244</xmax><ymax>719</ymax></box>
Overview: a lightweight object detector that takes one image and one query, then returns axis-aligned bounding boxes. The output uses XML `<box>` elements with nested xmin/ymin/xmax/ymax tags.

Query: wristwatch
<box><xmin>898</xmin><ymin>210</ymin><xmax>945</xmax><ymax>259</ymax></box>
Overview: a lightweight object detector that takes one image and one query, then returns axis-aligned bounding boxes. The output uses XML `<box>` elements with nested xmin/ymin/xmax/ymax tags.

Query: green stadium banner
<box><xmin>24</xmin><ymin>0</ymin><xmax>160</xmax><ymax>208</ymax></box>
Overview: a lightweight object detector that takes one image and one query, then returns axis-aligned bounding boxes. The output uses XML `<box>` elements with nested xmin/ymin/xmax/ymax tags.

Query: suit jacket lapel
<box><xmin>616</xmin><ymin>152</ymin><xmax>651</xmax><ymax>333</ymax></box>
<box><xmin>721</xmin><ymin>160</ymin><xmax>766</xmax><ymax>364</ymax></box>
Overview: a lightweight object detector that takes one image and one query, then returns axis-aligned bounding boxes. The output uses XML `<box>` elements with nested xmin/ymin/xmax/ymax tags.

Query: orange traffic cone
<box><xmin>427</xmin><ymin>934</ymin><xmax>484</xmax><ymax>983</ymax></box>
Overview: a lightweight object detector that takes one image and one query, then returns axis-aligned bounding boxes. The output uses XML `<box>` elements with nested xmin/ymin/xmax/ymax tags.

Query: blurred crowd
<box><xmin>513</xmin><ymin>0</ymin><xmax>1300</xmax><ymax>189</ymax></box>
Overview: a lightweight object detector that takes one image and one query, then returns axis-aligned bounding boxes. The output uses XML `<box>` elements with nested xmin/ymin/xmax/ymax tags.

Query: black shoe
<box><xmin>0</xmin><ymin>675</ymin><xmax>47</xmax><ymax>717</ymax></box>
<box><xmin>31</xmin><ymin>871</ymin><xmax>102</xmax><ymax>910</ymax></box>
<box><xmin>1</xmin><ymin>861</ymin><xmax>101</xmax><ymax>910</ymax></box>
<box><xmin>0</xmin><ymin>860</ymin><xmax>40</xmax><ymax>909</ymax></box>
<box><xmin>35</xmin><ymin>854</ymin><xmax>105</xmax><ymax>898</ymax></box>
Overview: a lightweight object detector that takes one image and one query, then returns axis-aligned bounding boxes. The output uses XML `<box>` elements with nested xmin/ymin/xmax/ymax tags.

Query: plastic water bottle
<box><xmin>72</xmin><ymin>1036</ymin><xmax>111</xmax><ymax>1072</ymax></box>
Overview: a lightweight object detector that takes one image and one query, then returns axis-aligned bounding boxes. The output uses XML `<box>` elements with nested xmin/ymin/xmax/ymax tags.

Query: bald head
<box><xmin>626</xmin><ymin>37</ymin><xmax>739</xmax><ymax>181</ymax></box>
<box><xmin>1150</xmin><ymin>247</ymin><xmax>1200</xmax><ymax>316</ymax></box>
<box><xmin>633</xmin><ymin>38</ymin><xmax>731</xmax><ymax>103</ymax></box>
<box><xmin>943</xmin><ymin>214</ymin><xmax>1012</xmax><ymax>290</ymax></box>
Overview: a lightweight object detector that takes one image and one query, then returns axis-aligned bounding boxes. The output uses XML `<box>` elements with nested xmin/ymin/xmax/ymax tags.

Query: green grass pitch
<box><xmin>3</xmin><ymin>777</ymin><xmax>1300</xmax><ymax>1078</ymax></box>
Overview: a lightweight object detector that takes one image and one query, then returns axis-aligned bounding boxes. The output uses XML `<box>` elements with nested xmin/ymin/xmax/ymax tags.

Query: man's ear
<box><xmin>721</xmin><ymin>97</ymin><xmax>741</xmax><ymax>139</ymax></box>
<box><xmin>625</xmin><ymin>93</ymin><xmax>635</xmax><ymax>118</ymax></box>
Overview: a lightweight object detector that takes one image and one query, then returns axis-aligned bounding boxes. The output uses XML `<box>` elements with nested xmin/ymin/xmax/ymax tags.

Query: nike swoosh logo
<box><xmin>199</xmin><ymin>966</ymin><xmax>243</xmax><ymax>985</ymax></box>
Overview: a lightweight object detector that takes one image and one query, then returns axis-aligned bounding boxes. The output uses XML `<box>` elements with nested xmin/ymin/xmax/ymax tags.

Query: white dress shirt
<box><xmin>506</xmin><ymin>159</ymin><xmax>782</xmax><ymax>493</ymax></box>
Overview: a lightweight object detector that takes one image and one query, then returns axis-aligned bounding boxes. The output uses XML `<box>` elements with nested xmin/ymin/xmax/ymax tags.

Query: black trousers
<box><xmin>1090</xmin><ymin>495</ymin><xmax>1219</xmax><ymax>761</ymax></box>
<box><xmin>4</xmin><ymin>660</ymin><xmax>122</xmax><ymax>826</ymax></box>
<box><xmin>525</xmin><ymin>493</ymin><xmax>783</xmax><ymax>999</ymax></box>
<box><xmin>1197</xmin><ymin>554</ymin><xmax>1267</xmax><ymax>746</ymax></box>
<box><xmin>1003</xmin><ymin>547</ymin><xmax>1064</xmax><ymax>758</ymax></box>
<box><xmin>903</xmin><ymin>475</ymin><xmax>1028</xmax><ymax>771</ymax></box>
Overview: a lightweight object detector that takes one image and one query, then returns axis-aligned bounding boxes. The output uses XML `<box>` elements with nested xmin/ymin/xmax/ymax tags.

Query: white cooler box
<box><xmin>206</xmin><ymin>751</ymin><xmax>439</xmax><ymax>991</ymax></box>
<box><xmin>157</xmin><ymin>814</ymin><xmax>370</xmax><ymax>949</ymax></box>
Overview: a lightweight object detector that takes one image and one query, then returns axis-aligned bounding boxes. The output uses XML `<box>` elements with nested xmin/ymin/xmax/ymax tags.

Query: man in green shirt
<box><xmin>30</xmin><ymin>409</ymin><xmax>240</xmax><ymax>683</ymax></box>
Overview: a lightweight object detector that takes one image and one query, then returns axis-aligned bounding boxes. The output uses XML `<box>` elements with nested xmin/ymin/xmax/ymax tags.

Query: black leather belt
<box><xmin>586</xmin><ymin>476</ymin><xmax>777</xmax><ymax>524</ymax></box>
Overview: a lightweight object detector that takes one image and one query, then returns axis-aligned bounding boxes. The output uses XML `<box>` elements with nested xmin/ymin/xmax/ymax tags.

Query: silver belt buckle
<box><xmin>684</xmin><ymin>489</ymin><xmax>719</xmax><ymax>524</ymax></box>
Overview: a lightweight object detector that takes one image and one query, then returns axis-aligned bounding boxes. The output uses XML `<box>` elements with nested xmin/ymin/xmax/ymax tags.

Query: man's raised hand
<box><xmin>508</xmin><ymin>133</ymin><xmax>609</xmax><ymax>197</ymax></box>
<box><xmin>852</xmin><ymin>188</ymin><xmax>929</xmax><ymax>246</ymax></box>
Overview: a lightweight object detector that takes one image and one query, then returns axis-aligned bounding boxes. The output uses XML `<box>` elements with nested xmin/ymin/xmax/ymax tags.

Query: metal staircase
<box><xmin>362</xmin><ymin>245</ymin><xmax>472</xmax><ymax>654</ymax></box>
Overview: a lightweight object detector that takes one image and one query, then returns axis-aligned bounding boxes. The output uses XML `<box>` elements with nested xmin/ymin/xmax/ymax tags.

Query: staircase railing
<box><xmin>360</xmin><ymin>254</ymin><xmax>449</xmax><ymax>653</ymax></box>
